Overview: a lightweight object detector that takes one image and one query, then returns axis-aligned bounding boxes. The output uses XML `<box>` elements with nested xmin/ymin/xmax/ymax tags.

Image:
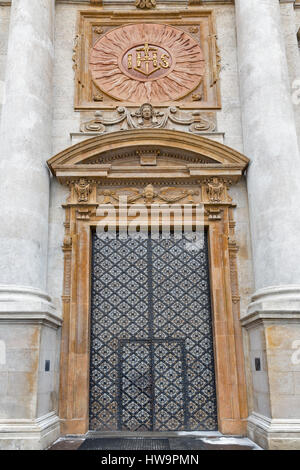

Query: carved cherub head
<box><xmin>78</xmin><ymin>178</ymin><xmax>87</xmax><ymax>187</ymax></box>
<box><xmin>211</xmin><ymin>177</ymin><xmax>221</xmax><ymax>186</ymax></box>
<box><xmin>140</xmin><ymin>103</ymin><xmax>153</xmax><ymax>120</ymax></box>
<box><xmin>143</xmin><ymin>184</ymin><xmax>155</xmax><ymax>203</ymax></box>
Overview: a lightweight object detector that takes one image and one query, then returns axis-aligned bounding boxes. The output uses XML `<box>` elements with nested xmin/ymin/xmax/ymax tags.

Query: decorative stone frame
<box><xmin>48</xmin><ymin>129</ymin><xmax>249</xmax><ymax>436</ymax></box>
<box><xmin>73</xmin><ymin>9</ymin><xmax>221</xmax><ymax>110</ymax></box>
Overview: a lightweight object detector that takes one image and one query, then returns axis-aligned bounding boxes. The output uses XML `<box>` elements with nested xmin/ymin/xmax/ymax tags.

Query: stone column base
<box><xmin>242</xmin><ymin>286</ymin><xmax>300</xmax><ymax>450</ymax></box>
<box><xmin>0</xmin><ymin>285</ymin><xmax>62</xmax><ymax>450</ymax></box>
<box><xmin>248</xmin><ymin>412</ymin><xmax>300</xmax><ymax>450</ymax></box>
<box><xmin>0</xmin><ymin>285</ymin><xmax>62</xmax><ymax>327</ymax></box>
<box><xmin>0</xmin><ymin>412</ymin><xmax>60</xmax><ymax>450</ymax></box>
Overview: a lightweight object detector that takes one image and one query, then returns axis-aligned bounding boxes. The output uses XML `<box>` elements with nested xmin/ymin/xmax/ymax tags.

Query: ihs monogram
<box><xmin>126</xmin><ymin>42</ymin><xmax>170</xmax><ymax>78</ymax></box>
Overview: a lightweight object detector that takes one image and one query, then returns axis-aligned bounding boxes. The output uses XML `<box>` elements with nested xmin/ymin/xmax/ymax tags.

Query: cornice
<box><xmin>48</xmin><ymin>129</ymin><xmax>249</xmax><ymax>167</ymax></box>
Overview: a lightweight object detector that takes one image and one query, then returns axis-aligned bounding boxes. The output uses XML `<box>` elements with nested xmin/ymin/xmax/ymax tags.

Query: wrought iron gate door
<box><xmin>89</xmin><ymin>232</ymin><xmax>218</xmax><ymax>431</ymax></box>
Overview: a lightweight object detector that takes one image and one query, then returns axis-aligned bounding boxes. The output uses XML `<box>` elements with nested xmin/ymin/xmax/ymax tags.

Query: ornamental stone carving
<box><xmin>136</xmin><ymin>0</ymin><xmax>156</xmax><ymax>8</ymax></box>
<box><xmin>203</xmin><ymin>177</ymin><xmax>232</xmax><ymax>204</ymax></box>
<box><xmin>80</xmin><ymin>104</ymin><xmax>216</xmax><ymax>134</ymax></box>
<box><xmin>206</xmin><ymin>177</ymin><xmax>224</xmax><ymax>202</ymax></box>
<box><xmin>98</xmin><ymin>185</ymin><xmax>199</xmax><ymax>205</ymax></box>
<box><xmin>74</xmin><ymin>178</ymin><xmax>92</xmax><ymax>203</ymax></box>
<box><xmin>75</xmin><ymin>11</ymin><xmax>220</xmax><ymax>110</ymax></box>
<box><xmin>89</xmin><ymin>23</ymin><xmax>204</xmax><ymax>103</ymax></box>
<box><xmin>47</xmin><ymin>128</ymin><xmax>248</xmax><ymax>438</ymax></box>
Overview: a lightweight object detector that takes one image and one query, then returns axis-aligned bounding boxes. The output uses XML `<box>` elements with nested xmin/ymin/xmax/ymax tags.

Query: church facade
<box><xmin>0</xmin><ymin>0</ymin><xmax>300</xmax><ymax>450</ymax></box>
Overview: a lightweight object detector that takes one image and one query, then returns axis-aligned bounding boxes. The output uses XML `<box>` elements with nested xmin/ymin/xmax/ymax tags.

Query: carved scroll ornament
<box><xmin>80</xmin><ymin>103</ymin><xmax>216</xmax><ymax>134</ymax></box>
<box><xmin>99</xmin><ymin>185</ymin><xmax>199</xmax><ymax>205</ymax></box>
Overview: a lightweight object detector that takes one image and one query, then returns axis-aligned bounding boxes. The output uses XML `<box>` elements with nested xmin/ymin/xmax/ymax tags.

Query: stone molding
<box><xmin>248</xmin><ymin>412</ymin><xmax>300</xmax><ymax>433</ymax></box>
<box><xmin>242</xmin><ymin>285</ymin><xmax>300</xmax><ymax>327</ymax></box>
<box><xmin>0</xmin><ymin>1</ymin><xmax>234</xmax><ymax>6</ymax></box>
<box><xmin>48</xmin><ymin>128</ymin><xmax>249</xmax><ymax>184</ymax></box>
<box><xmin>248</xmin><ymin>412</ymin><xmax>300</xmax><ymax>450</ymax></box>
<box><xmin>0</xmin><ymin>285</ymin><xmax>62</xmax><ymax>329</ymax></box>
<box><xmin>0</xmin><ymin>412</ymin><xmax>60</xmax><ymax>450</ymax></box>
<box><xmin>0</xmin><ymin>285</ymin><xmax>52</xmax><ymax>303</ymax></box>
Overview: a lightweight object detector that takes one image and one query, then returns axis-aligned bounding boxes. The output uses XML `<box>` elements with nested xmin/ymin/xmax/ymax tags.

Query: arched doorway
<box><xmin>48</xmin><ymin>129</ymin><xmax>249</xmax><ymax>436</ymax></box>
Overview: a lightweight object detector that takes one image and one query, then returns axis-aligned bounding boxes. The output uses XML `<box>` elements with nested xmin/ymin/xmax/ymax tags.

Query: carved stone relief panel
<box><xmin>80</xmin><ymin>103</ymin><xmax>217</xmax><ymax>135</ymax></box>
<box><xmin>74</xmin><ymin>10</ymin><xmax>221</xmax><ymax>110</ymax></box>
<box><xmin>202</xmin><ymin>177</ymin><xmax>232</xmax><ymax>204</ymax></box>
<box><xmin>90</xmin><ymin>24</ymin><xmax>204</xmax><ymax>103</ymax></box>
<box><xmin>98</xmin><ymin>184</ymin><xmax>201</xmax><ymax>205</ymax></box>
<box><xmin>65</xmin><ymin>178</ymin><xmax>233</xmax><ymax>208</ymax></box>
<box><xmin>65</xmin><ymin>177</ymin><xmax>234</xmax><ymax>212</ymax></box>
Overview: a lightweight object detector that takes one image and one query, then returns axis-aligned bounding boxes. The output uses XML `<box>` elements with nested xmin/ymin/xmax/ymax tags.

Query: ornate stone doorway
<box><xmin>89</xmin><ymin>231</ymin><xmax>217</xmax><ymax>432</ymax></box>
<box><xmin>47</xmin><ymin>129</ymin><xmax>249</xmax><ymax>436</ymax></box>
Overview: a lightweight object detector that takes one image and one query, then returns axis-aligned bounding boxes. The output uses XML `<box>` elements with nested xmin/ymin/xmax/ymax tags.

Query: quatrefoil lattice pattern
<box><xmin>89</xmin><ymin>232</ymin><xmax>218</xmax><ymax>431</ymax></box>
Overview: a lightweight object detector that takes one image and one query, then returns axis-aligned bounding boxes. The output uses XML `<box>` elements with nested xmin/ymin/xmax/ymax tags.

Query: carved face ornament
<box><xmin>141</xmin><ymin>104</ymin><xmax>153</xmax><ymax>120</ymax></box>
<box><xmin>79</xmin><ymin>178</ymin><xmax>87</xmax><ymax>188</ymax></box>
<box><xmin>90</xmin><ymin>23</ymin><xmax>205</xmax><ymax>103</ymax></box>
<box><xmin>143</xmin><ymin>184</ymin><xmax>155</xmax><ymax>202</ymax></box>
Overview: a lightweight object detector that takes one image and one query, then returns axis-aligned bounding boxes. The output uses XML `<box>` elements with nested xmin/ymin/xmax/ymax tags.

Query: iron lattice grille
<box><xmin>89</xmin><ymin>232</ymin><xmax>218</xmax><ymax>431</ymax></box>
